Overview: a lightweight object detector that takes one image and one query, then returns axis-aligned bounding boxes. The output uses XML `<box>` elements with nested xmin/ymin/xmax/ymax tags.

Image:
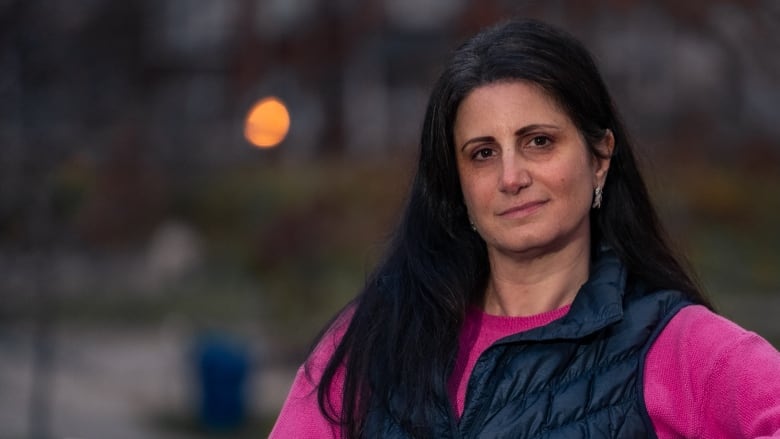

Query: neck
<box><xmin>482</xmin><ymin>235</ymin><xmax>591</xmax><ymax>317</ymax></box>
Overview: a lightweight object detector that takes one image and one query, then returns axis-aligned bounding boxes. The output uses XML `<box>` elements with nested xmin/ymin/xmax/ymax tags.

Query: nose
<box><xmin>499</xmin><ymin>153</ymin><xmax>531</xmax><ymax>194</ymax></box>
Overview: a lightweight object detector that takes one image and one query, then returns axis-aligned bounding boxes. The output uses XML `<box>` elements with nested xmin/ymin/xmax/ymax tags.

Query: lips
<box><xmin>497</xmin><ymin>200</ymin><xmax>548</xmax><ymax>217</ymax></box>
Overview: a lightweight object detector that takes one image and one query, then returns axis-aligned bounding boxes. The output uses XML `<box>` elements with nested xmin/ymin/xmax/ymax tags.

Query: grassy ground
<box><xmin>42</xmin><ymin>158</ymin><xmax>780</xmax><ymax>349</ymax></box>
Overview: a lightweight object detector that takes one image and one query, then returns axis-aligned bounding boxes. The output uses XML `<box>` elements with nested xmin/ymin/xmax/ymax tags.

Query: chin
<box><xmin>490</xmin><ymin>234</ymin><xmax>555</xmax><ymax>255</ymax></box>
<box><xmin>487</xmin><ymin>227</ymin><xmax>586</xmax><ymax>257</ymax></box>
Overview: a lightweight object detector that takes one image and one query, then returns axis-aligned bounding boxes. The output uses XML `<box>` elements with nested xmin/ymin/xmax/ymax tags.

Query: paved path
<box><xmin>0</xmin><ymin>324</ymin><xmax>295</xmax><ymax>439</ymax></box>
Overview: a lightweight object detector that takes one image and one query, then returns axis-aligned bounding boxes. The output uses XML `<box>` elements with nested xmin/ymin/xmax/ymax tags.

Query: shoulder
<box><xmin>268</xmin><ymin>308</ymin><xmax>354</xmax><ymax>439</ymax></box>
<box><xmin>306</xmin><ymin>306</ymin><xmax>355</xmax><ymax>378</ymax></box>
<box><xmin>651</xmin><ymin>304</ymin><xmax>778</xmax><ymax>377</ymax></box>
<box><xmin>661</xmin><ymin>304</ymin><xmax>760</xmax><ymax>341</ymax></box>
<box><xmin>645</xmin><ymin>304</ymin><xmax>780</xmax><ymax>438</ymax></box>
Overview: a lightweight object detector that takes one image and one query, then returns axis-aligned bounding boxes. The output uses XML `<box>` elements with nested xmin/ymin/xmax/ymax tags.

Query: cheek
<box><xmin>458</xmin><ymin>168</ymin><xmax>481</xmax><ymax>201</ymax></box>
<box><xmin>561</xmin><ymin>154</ymin><xmax>594</xmax><ymax>191</ymax></box>
<box><xmin>460</xmin><ymin>179</ymin><xmax>482</xmax><ymax>213</ymax></box>
<box><xmin>551</xmin><ymin>165</ymin><xmax>593</xmax><ymax>207</ymax></box>
<box><xmin>465</xmin><ymin>175</ymin><xmax>495</xmax><ymax>204</ymax></box>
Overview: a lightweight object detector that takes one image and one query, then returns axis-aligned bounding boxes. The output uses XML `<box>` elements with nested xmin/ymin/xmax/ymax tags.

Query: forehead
<box><xmin>454</xmin><ymin>81</ymin><xmax>571</xmax><ymax>132</ymax></box>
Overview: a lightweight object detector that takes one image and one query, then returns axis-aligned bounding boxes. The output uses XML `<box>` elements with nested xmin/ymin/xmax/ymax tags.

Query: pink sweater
<box><xmin>270</xmin><ymin>305</ymin><xmax>780</xmax><ymax>438</ymax></box>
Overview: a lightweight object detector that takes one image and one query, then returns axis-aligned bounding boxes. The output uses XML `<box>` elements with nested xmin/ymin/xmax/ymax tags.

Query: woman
<box><xmin>270</xmin><ymin>19</ymin><xmax>780</xmax><ymax>438</ymax></box>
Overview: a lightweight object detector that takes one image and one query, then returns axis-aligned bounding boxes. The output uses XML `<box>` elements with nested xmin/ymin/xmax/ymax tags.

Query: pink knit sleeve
<box><xmin>645</xmin><ymin>304</ymin><xmax>780</xmax><ymax>438</ymax></box>
<box><xmin>268</xmin><ymin>317</ymin><xmax>348</xmax><ymax>439</ymax></box>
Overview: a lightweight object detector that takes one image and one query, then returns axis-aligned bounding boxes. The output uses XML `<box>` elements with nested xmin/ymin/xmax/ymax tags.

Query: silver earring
<box><xmin>592</xmin><ymin>186</ymin><xmax>603</xmax><ymax>209</ymax></box>
<box><xmin>470</xmin><ymin>221</ymin><xmax>477</xmax><ymax>232</ymax></box>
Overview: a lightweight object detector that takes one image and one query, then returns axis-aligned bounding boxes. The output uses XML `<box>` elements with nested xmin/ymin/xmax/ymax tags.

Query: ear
<box><xmin>592</xmin><ymin>129</ymin><xmax>614</xmax><ymax>187</ymax></box>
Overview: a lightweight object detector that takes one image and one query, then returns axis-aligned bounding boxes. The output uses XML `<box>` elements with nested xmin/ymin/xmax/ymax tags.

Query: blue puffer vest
<box><xmin>363</xmin><ymin>248</ymin><xmax>691</xmax><ymax>438</ymax></box>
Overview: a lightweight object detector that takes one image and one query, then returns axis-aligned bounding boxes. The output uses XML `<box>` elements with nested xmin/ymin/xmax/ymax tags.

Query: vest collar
<box><xmin>495</xmin><ymin>246</ymin><xmax>626</xmax><ymax>343</ymax></box>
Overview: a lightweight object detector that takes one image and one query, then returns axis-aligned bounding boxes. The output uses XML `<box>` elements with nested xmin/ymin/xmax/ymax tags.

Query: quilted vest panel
<box><xmin>363</xmin><ymin>250</ymin><xmax>691</xmax><ymax>438</ymax></box>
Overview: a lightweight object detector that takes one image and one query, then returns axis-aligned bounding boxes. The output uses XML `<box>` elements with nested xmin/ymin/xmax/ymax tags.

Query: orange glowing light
<box><xmin>244</xmin><ymin>96</ymin><xmax>290</xmax><ymax>148</ymax></box>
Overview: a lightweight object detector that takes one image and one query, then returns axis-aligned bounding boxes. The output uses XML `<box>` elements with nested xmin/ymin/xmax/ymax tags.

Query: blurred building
<box><xmin>3</xmin><ymin>0</ymin><xmax>778</xmax><ymax>167</ymax></box>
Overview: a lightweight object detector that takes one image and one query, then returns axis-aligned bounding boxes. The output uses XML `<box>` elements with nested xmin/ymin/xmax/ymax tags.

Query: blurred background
<box><xmin>1</xmin><ymin>0</ymin><xmax>779</xmax><ymax>437</ymax></box>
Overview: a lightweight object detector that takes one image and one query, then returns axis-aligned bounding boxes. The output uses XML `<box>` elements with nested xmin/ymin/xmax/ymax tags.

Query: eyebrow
<box><xmin>459</xmin><ymin>124</ymin><xmax>561</xmax><ymax>151</ymax></box>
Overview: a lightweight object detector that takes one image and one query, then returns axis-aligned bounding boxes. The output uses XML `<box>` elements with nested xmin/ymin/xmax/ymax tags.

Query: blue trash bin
<box><xmin>194</xmin><ymin>333</ymin><xmax>250</xmax><ymax>431</ymax></box>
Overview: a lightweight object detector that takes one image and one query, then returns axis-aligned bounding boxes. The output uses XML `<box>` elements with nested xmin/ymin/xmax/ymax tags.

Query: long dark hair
<box><xmin>312</xmin><ymin>18</ymin><xmax>710</xmax><ymax>438</ymax></box>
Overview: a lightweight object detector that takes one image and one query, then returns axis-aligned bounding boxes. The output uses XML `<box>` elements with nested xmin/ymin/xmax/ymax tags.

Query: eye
<box><xmin>529</xmin><ymin>135</ymin><xmax>551</xmax><ymax>148</ymax></box>
<box><xmin>472</xmin><ymin>147</ymin><xmax>495</xmax><ymax>160</ymax></box>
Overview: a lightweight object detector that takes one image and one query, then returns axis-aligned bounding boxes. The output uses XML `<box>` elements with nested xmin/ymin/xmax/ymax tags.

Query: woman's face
<box><xmin>454</xmin><ymin>81</ymin><xmax>612</xmax><ymax>259</ymax></box>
